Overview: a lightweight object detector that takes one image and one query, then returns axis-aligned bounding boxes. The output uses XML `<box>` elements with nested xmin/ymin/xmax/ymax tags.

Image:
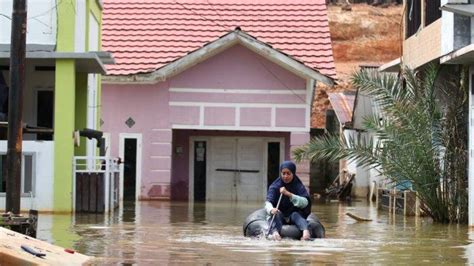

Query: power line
<box><xmin>173</xmin><ymin>0</ymin><xmax>228</xmax><ymax>31</ymax></box>
<box><xmin>256</xmin><ymin>56</ymin><xmax>309</xmax><ymax>105</ymax></box>
<box><xmin>0</xmin><ymin>0</ymin><xmax>64</xmax><ymax>22</ymax></box>
<box><xmin>29</xmin><ymin>0</ymin><xmax>65</xmax><ymax>20</ymax></box>
<box><xmin>0</xmin><ymin>14</ymin><xmax>11</xmax><ymax>20</ymax></box>
<box><xmin>30</xmin><ymin>17</ymin><xmax>52</xmax><ymax>29</ymax></box>
<box><xmin>206</xmin><ymin>0</ymin><xmax>229</xmax><ymax>28</ymax></box>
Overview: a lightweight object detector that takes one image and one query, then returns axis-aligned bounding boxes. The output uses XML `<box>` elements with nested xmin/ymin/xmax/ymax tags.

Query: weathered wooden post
<box><xmin>6</xmin><ymin>0</ymin><xmax>27</xmax><ymax>214</ymax></box>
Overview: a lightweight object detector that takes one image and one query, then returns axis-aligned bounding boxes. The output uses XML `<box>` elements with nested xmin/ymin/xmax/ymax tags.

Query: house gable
<box><xmin>170</xmin><ymin>44</ymin><xmax>305</xmax><ymax>90</ymax></box>
<box><xmin>157</xmin><ymin>30</ymin><xmax>333</xmax><ymax>85</ymax></box>
<box><xmin>166</xmin><ymin>43</ymin><xmax>311</xmax><ymax>131</ymax></box>
<box><xmin>104</xmin><ymin>30</ymin><xmax>334</xmax><ymax>86</ymax></box>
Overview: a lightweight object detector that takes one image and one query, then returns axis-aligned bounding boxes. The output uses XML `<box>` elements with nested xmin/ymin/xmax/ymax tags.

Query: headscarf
<box><xmin>266</xmin><ymin>161</ymin><xmax>311</xmax><ymax>218</ymax></box>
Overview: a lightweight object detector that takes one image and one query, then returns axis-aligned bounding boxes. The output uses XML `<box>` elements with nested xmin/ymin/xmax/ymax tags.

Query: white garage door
<box><xmin>208</xmin><ymin>137</ymin><xmax>264</xmax><ymax>202</ymax></box>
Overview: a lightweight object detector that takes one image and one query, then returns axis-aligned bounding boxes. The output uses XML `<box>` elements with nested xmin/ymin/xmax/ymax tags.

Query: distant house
<box><xmin>347</xmin><ymin>86</ymin><xmax>386</xmax><ymax>196</ymax></box>
<box><xmin>326</xmin><ymin>92</ymin><xmax>375</xmax><ymax>198</ymax></box>
<box><xmin>0</xmin><ymin>0</ymin><xmax>112</xmax><ymax>212</ymax></box>
<box><xmin>380</xmin><ymin>1</ymin><xmax>474</xmax><ymax>221</ymax></box>
<box><xmin>101</xmin><ymin>0</ymin><xmax>336</xmax><ymax>202</ymax></box>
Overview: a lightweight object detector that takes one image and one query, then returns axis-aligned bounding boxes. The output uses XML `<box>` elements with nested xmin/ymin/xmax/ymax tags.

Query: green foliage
<box><xmin>294</xmin><ymin>65</ymin><xmax>468</xmax><ymax>223</ymax></box>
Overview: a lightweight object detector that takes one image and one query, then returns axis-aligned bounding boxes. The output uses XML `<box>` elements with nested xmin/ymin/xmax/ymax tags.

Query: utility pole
<box><xmin>6</xmin><ymin>0</ymin><xmax>27</xmax><ymax>214</ymax></box>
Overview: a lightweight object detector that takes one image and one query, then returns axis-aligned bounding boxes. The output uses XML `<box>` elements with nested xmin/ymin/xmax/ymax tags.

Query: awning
<box><xmin>105</xmin><ymin>29</ymin><xmax>334</xmax><ymax>86</ymax></box>
<box><xmin>328</xmin><ymin>92</ymin><xmax>355</xmax><ymax>126</ymax></box>
<box><xmin>0</xmin><ymin>44</ymin><xmax>114</xmax><ymax>74</ymax></box>
<box><xmin>440</xmin><ymin>43</ymin><xmax>474</xmax><ymax>64</ymax></box>
<box><xmin>440</xmin><ymin>4</ymin><xmax>474</xmax><ymax>17</ymax></box>
<box><xmin>378</xmin><ymin>58</ymin><xmax>401</xmax><ymax>73</ymax></box>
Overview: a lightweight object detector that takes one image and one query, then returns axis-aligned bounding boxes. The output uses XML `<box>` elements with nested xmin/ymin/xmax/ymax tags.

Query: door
<box><xmin>193</xmin><ymin>141</ymin><xmax>207</xmax><ymax>201</ymax></box>
<box><xmin>123</xmin><ymin>138</ymin><xmax>137</xmax><ymax>200</ymax></box>
<box><xmin>208</xmin><ymin>137</ymin><xmax>263</xmax><ymax>202</ymax></box>
<box><xmin>208</xmin><ymin>138</ymin><xmax>236</xmax><ymax>201</ymax></box>
<box><xmin>119</xmin><ymin>133</ymin><xmax>142</xmax><ymax>201</ymax></box>
<box><xmin>236</xmin><ymin>138</ymin><xmax>263</xmax><ymax>201</ymax></box>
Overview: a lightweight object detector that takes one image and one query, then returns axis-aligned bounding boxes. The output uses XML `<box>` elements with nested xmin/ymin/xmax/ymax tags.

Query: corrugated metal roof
<box><xmin>102</xmin><ymin>0</ymin><xmax>336</xmax><ymax>78</ymax></box>
<box><xmin>328</xmin><ymin>92</ymin><xmax>355</xmax><ymax>125</ymax></box>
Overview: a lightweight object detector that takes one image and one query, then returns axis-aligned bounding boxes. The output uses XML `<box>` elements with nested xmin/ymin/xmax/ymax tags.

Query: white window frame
<box><xmin>0</xmin><ymin>153</ymin><xmax>37</xmax><ymax>197</ymax></box>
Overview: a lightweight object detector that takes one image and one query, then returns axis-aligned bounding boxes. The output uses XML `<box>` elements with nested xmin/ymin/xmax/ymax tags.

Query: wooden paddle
<box><xmin>265</xmin><ymin>193</ymin><xmax>283</xmax><ymax>237</ymax></box>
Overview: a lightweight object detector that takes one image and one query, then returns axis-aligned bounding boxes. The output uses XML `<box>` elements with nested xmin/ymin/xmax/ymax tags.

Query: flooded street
<box><xmin>36</xmin><ymin>201</ymin><xmax>471</xmax><ymax>264</ymax></box>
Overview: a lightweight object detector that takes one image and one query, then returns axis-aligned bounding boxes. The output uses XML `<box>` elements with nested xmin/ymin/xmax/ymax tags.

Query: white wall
<box><xmin>346</xmin><ymin>89</ymin><xmax>387</xmax><ymax>194</ymax></box>
<box><xmin>441</xmin><ymin>0</ymin><xmax>455</xmax><ymax>55</ymax></box>
<box><xmin>0</xmin><ymin>0</ymin><xmax>57</xmax><ymax>45</ymax></box>
<box><xmin>351</xmin><ymin>91</ymin><xmax>381</xmax><ymax>191</ymax></box>
<box><xmin>343</xmin><ymin>129</ymin><xmax>358</xmax><ymax>175</ymax></box>
<box><xmin>343</xmin><ymin>129</ymin><xmax>370</xmax><ymax>198</ymax></box>
<box><xmin>353</xmin><ymin>92</ymin><xmax>380</xmax><ymax>130</ymax></box>
<box><xmin>0</xmin><ymin>141</ymin><xmax>54</xmax><ymax>211</ymax></box>
<box><xmin>74</xmin><ymin>0</ymin><xmax>87</xmax><ymax>52</ymax></box>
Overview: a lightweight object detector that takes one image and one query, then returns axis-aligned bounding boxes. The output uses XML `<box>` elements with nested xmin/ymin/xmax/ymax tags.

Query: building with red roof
<box><xmin>101</xmin><ymin>0</ymin><xmax>335</xmax><ymax>201</ymax></box>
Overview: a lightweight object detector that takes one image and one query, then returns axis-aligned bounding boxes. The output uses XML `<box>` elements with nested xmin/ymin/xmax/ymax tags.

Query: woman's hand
<box><xmin>280</xmin><ymin>187</ymin><xmax>292</xmax><ymax>198</ymax></box>
<box><xmin>271</xmin><ymin>208</ymin><xmax>279</xmax><ymax>215</ymax></box>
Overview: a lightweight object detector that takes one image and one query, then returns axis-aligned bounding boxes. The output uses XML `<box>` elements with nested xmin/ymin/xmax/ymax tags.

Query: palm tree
<box><xmin>294</xmin><ymin>65</ymin><xmax>468</xmax><ymax>224</ymax></box>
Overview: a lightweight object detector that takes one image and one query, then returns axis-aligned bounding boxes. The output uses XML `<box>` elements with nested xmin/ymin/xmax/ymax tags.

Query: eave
<box><xmin>103</xmin><ymin>29</ymin><xmax>334</xmax><ymax>86</ymax></box>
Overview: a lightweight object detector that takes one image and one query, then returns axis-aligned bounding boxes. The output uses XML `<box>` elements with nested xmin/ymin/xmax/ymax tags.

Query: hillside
<box><xmin>311</xmin><ymin>3</ymin><xmax>403</xmax><ymax>128</ymax></box>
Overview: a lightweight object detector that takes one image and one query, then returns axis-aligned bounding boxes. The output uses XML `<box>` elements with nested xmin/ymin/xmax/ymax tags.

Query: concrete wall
<box><xmin>404</xmin><ymin>19</ymin><xmax>442</xmax><ymax>69</ymax></box>
<box><xmin>441</xmin><ymin>4</ymin><xmax>454</xmax><ymax>55</ymax></box>
<box><xmin>0</xmin><ymin>141</ymin><xmax>54</xmax><ymax>211</ymax></box>
<box><xmin>453</xmin><ymin>13</ymin><xmax>471</xmax><ymax>50</ymax></box>
<box><xmin>343</xmin><ymin>129</ymin><xmax>370</xmax><ymax>198</ymax></box>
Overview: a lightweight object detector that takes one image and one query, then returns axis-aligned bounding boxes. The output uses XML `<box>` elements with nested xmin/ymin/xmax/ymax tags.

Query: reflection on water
<box><xmin>36</xmin><ymin>200</ymin><xmax>472</xmax><ymax>264</ymax></box>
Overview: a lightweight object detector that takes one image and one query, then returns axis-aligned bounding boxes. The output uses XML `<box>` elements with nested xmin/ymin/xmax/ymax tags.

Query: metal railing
<box><xmin>72</xmin><ymin>156</ymin><xmax>120</xmax><ymax>213</ymax></box>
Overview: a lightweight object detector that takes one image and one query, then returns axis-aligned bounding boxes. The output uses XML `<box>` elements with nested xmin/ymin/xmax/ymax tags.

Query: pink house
<box><xmin>101</xmin><ymin>0</ymin><xmax>335</xmax><ymax>202</ymax></box>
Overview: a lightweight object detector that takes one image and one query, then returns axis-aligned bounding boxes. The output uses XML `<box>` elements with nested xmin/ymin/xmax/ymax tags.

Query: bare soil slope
<box><xmin>312</xmin><ymin>4</ymin><xmax>402</xmax><ymax>128</ymax></box>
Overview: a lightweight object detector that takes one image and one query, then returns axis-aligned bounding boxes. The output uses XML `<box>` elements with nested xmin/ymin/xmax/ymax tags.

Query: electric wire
<box><xmin>173</xmin><ymin>0</ymin><xmax>228</xmax><ymax>31</ymax></box>
<box><xmin>256</xmin><ymin>57</ymin><xmax>309</xmax><ymax>105</ymax></box>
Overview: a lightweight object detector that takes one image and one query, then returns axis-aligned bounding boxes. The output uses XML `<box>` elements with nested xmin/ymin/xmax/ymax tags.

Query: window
<box><xmin>0</xmin><ymin>154</ymin><xmax>35</xmax><ymax>194</ymax></box>
<box><xmin>406</xmin><ymin>0</ymin><xmax>441</xmax><ymax>39</ymax></box>
<box><xmin>36</xmin><ymin>90</ymin><xmax>54</xmax><ymax>140</ymax></box>
<box><xmin>406</xmin><ymin>0</ymin><xmax>421</xmax><ymax>39</ymax></box>
<box><xmin>425</xmin><ymin>0</ymin><xmax>441</xmax><ymax>27</ymax></box>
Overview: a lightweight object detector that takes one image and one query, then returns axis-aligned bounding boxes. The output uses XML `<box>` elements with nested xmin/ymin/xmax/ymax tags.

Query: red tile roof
<box><xmin>102</xmin><ymin>0</ymin><xmax>336</xmax><ymax>78</ymax></box>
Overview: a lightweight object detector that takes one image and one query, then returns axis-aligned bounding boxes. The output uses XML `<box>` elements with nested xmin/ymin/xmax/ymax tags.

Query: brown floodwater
<box><xmin>36</xmin><ymin>200</ymin><xmax>472</xmax><ymax>265</ymax></box>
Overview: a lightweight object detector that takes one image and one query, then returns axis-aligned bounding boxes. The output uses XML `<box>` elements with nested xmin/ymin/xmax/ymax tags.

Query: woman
<box><xmin>265</xmin><ymin>161</ymin><xmax>312</xmax><ymax>240</ymax></box>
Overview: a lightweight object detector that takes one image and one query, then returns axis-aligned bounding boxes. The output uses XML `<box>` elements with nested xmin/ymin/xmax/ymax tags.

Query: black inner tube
<box><xmin>243</xmin><ymin>208</ymin><xmax>325</xmax><ymax>239</ymax></box>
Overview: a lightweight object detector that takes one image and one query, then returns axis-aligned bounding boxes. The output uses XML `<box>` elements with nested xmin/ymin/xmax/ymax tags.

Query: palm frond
<box><xmin>294</xmin><ymin>65</ymin><xmax>469</xmax><ymax>223</ymax></box>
